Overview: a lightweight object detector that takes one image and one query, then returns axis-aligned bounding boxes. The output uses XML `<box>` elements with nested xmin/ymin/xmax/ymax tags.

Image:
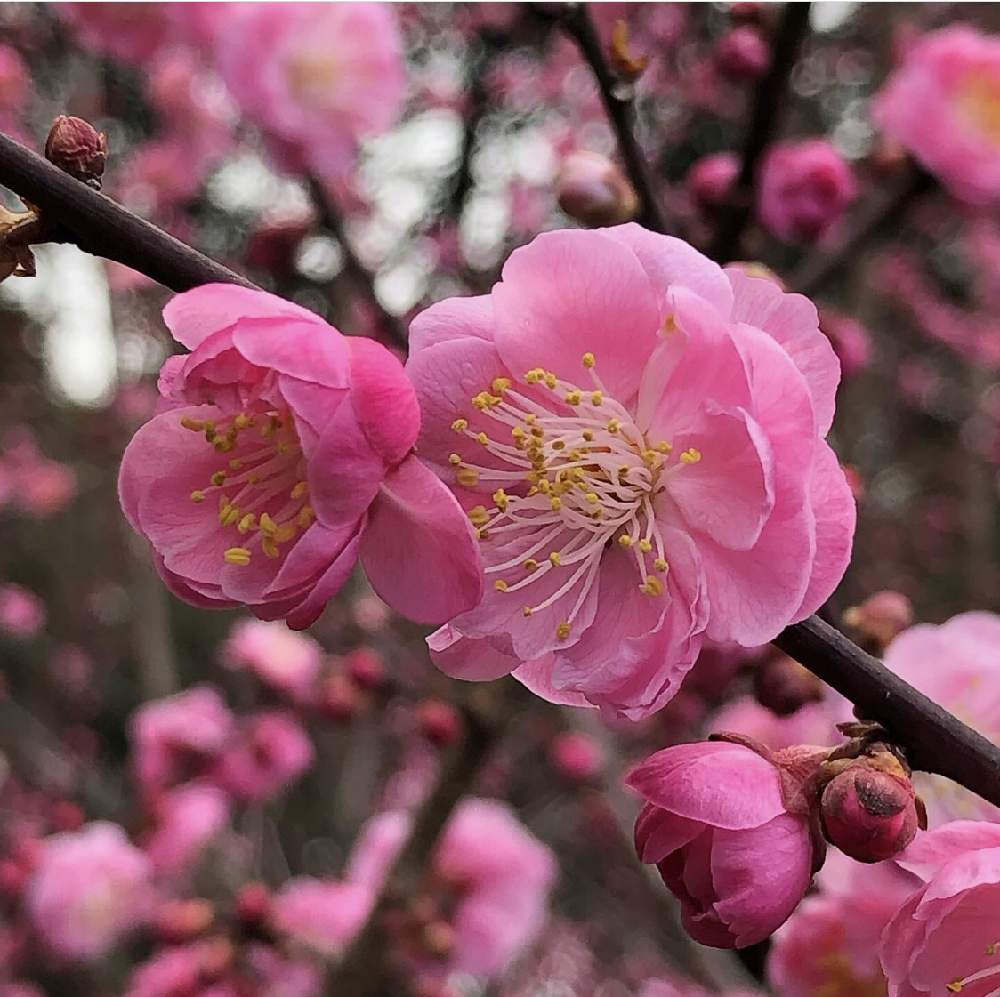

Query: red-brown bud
<box><xmin>753</xmin><ymin>651</ymin><xmax>826</xmax><ymax>715</ymax></box>
<box><xmin>843</xmin><ymin>591</ymin><xmax>914</xmax><ymax>655</ymax></box>
<box><xmin>557</xmin><ymin>151</ymin><xmax>638</xmax><ymax>228</ymax></box>
<box><xmin>819</xmin><ymin>754</ymin><xmax>920</xmax><ymax>862</ymax></box>
<box><xmin>155</xmin><ymin>898</ymin><xmax>215</xmax><ymax>943</ymax></box>
<box><xmin>44</xmin><ymin>116</ymin><xmax>108</xmax><ymax>188</ymax></box>
<box><xmin>345</xmin><ymin>647</ymin><xmax>386</xmax><ymax>691</ymax></box>
<box><xmin>235</xmin><ymin>881</ymin><xmax>271</xmax><ymax>925</ymax></box>
<box><xmin>416</xmin><ymin>699</ymin><xmax>462</xmax><ymax>747</ymax></box>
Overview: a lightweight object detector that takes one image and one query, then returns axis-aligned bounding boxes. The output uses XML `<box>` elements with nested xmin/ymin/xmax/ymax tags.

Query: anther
<box><xmin>590</xmin><ymin>391</ymin><xmax>603</xmax><ymax>406</ymax></box>
<box><xmin>523</xmin><ymin>559</ymin><xmax>539</xmax><ymax>572</ymax></box>
<box><xmin>457</xmin><ymin>467</ymin><xmax>480</xmax><ymax>487</ymax></box>
<box><xmin>638</xmin><ymin>539</ymin><xmax>653</xmax><ymax>553</ymax></box>
<box><xmin>190</xmin><ymin>490</ymin><xmax>206</xmax><ymax>503</ymax></box>
<box><xmin>582</xmin><ymin>352</ymin><xmax>596</xmax><ymax>369</ymax></box>
<box><xmin>180</xmin><ymin>416</ymin><xmax>205</xmax><ymax>431</ymax></box>
<box><xmin>262</xmin><ymin>538</ymin><xmax>280</xmax><ymax>559</ymax></box>
<box><xmin>291</xmin><ymin>481</ymin><xmax>309</xmax><ymax>500</ymax></box>
<box><xmin>556</xmin><ymin>622</ymin><xmax>571</xmax><ymax>640</ymax></box>
<box><xmin>641</xmin><ymin>577</ymin><xmax>664</xmax><ymax>596</ymax></box>
<box><xmin>549</xmin><ymin>552</ymin><xmax>562</xmax><ymax>566</ymax></box>
<box><xmin>618</xmin><ymin>535</ymin><xmax>633</xmax><ymax>548</ymax></box>
<box><xmin>211</xmin><ymin>470</ymin><xmax>228</xmax><ymax>486</ymax></box>
<box><xmin>680</xmin><ymin>448</ymin><xmax>702</xmax><ymax>464</ymax></box>
<box><xmin>449</xmin><ymin>453</ymin><xmax>462</xmax><ymax>465</ymax></box>
<box><xmin>494</xmin><ymin>580</ymin><xmax>509</xmax><ymax>592</ymax></box>
<box><xmin>224</xmin><ymin>547</ymin><xmax>252</xmax><ymax>566</ymax></box>
<box><xmin>565</xmin><ymin>390</ymin><xmax>582</xmax><ymax>405</ymax></box>
<box><xmin>654</xmin><ymin>557</ymin><xmax>669</xmax><ymax>572</ymax></box>
<box><xmin>451</xmin><ymin>418</ymin><xmax>468</xmax><ymax>432</ymax></box>
<box><xmin>238</xmin><ymin>514</ymin><xmax>256</xmax><ymax>534</ymax></box>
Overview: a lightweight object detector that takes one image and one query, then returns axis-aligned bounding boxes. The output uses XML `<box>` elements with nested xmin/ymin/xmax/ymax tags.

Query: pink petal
<box><xmin>408</xmin><ymin>293</ymin><xmax>495</xmax><ymax>354</ymax></box>
<box><xmin>427</xmin><ymin>626</ymin><xmax>522</xmax><ymax>681</ymax></box>
<box><xmin>492</xmin><ymin>228</ymin><xmax>662</xmax><ymax>402</ymax></box>
<box><xmin>511</xmin><ymin>654</ymin><xmax>593</xmax><ymax>708</ymax></box>
<box><xmin>282</xmin><ymin>529</ymin><xmax>364</xmax><ymax>630</ymax></box>
<box><xmin>359</xmin><ymin>455</ymin><xmax>484</xmax><ymax>624</ymax></box>
<box><xmin>231</xmin><ymin>318</ymin><xmax>350</xmax><ymax>388</ymax></box>
<box><xmin>634</xmin><ymin>802</ymin><xmax>703</xmax><ymax>864</ymax></box>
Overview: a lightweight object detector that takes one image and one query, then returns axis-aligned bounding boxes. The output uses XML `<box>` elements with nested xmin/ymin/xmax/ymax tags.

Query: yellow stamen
<box><xmin>654</xmin><ymin>557</ymin><xmax>669</xmax><ymax>572</ymax></box>
<box><xmin>491</xmin><ymin>377</ymin><xmax>511</xmax><ymax>394</ymax></box>
<box><xmin>181</xmin><ymin>416</ymin><xmax>205</xmax><ymax>432</ymax></box>
<box><xmin>556</xmin><ymin>622</ymin><xmax>571</xmax><ymax>640</ymax></box>
<box><xmin>291</xmin><ymin>481</ymin><xmax>309</xmax><ymax>500</ymax></box>
<box><xmin>190</xmin><ymin>490</ymin><xmax>206</xmax><ymax>504</ymax></box>
<box><xmin>451</xmin><ymin>418</ymin><xmax>469</xmax><ymax>432</ymax></box>
<box><xmin>495</xmin><ymin>579</ymin><xmax>509</xmax><ymax>592</ymax></box>
<box><xmin>618</xmin><ymin>534</ymin><xmax>633</xmax><ymax>548</ymax></box>
<box><xmin>259</xmin><ymin>512</ymin><xmax>278</xmax><ymax>535</ymax></box>
<box><xmin>457</xmin><ymin>467</ymin><xmax>480</xmax><ymax>487</ymax></box>
<box><xmin>522</xmin><ymin>606</ymin><xmax>533</xmax><ymax>617</ymax></box>
<box><xmin>469</xmin><ymin>506</ymin><xmax>490</xmax><ymax>527</ymax></box>
<box><xmin>238</xmin><ymin>513</ymin><xmax>257</xmax><ymax>534</ymax></box>
<box><xmin>298</xmin><ymin>506</ymin><xmax>315</xmax><ymax>528</ymax></box>
<box><xmin>590</xmin><ymin>391</ymin><xmax>603</xmax><ymax>406</ymax></box>
<box><xmin>638</xmin><ymin>539</ymin><xmax>652</xmax><ymax>553</ymax></box>
<box><xmin>224</xmin><ymin>547</ymin><xmax>252</xmax><ymax>566</ymax></box>
<box><xmin>549</xmin><ymin>552</ymin><xmax>562</xmax><ymax>566</ymax></box>
<box><xmin>550</xmin><ymin>496</ymin><xmax>562</xmax><ymax>511</ymax></box>
<box><xmin>642</xmin><ymin>576</ymin><xmax>664</xmax><ymax>596</ymax></box>
<box><xmin>449</xmin><ymin>453</ymin><xmax>462</xmax><ymax>465</ymax></box>
<box><xmin>565</xmin><ymin>390</ymin><xmax>582</xmax><ymax>405</ymax></box>
<box><xmin>582</xmin><ymin>352</ymin><xmax>596</xmax><ymax>369</ymax></box>
<box><xmin>523</xmin><ymin>558</ymin><xmax>539</xmax><ymax>572</ymax></box>
<box><xmin>211</xmin><ymin>470</ymin><xmax>227</xmax><ymax>487</ymax></box>
<box><xmin>262</xmin><ymin>537</ymin><xmax>280</xmax><ymax>559</ymax></box>
<box><xmin>680</xmin><ymin>447</ymin><xmax>702</xmax><ymax>464</ymax></box>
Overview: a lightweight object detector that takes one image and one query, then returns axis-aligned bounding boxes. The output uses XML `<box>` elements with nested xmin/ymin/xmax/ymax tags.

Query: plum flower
<box><xmin>875</xmin><ymin>26</ymin><xmax>1000</xmax><ymax>205</ymax></box>
<box><xmin>881</xmin><ymin>821</ymin><xmax>1000</xmax><ymax>996</ymax></box>
<box><xmin>216</xmin><ymin>4</ymin><xmax>406</xmax><ymax>181</ymax></box>
<box><xmin>628</xmin><ymin>740</ymin><xmax>827</xmax><ymax>948</ymax></box>
<box><xmin>119</xmin><ymin>285</ymin><xmax>481</xmax><ymax>630</ymax></box>
<box><xmin>270</xmin><ymin>878</ymin><xmax>372</xmax><ymax>957</ymax></box>
<box><xmin>408</xmin><ymin>225</ymin><xmax>854</xmax><ymax>719</ymax></box>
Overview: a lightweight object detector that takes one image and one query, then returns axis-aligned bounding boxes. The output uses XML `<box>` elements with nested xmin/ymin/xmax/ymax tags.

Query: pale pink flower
<box><xmin>875</xmin><ymin>26</ymin><xmax>1000</xmax><ymax>204</ymax></box>
<box><xmin>270</xmin><ymin>878</ymin><xmax>372</xmax><ymax>957</ymax></box>
<box><xmin>0</xmin><ymin>584</ymin><xmax>45</xmax><ymax>639</ymax></box>
<box><xmin>26</xmin><ymin>822</ymin><xmax>153</xmax><ymax>960</ymax></box>
<box><xmin>144</xmin><ymin>782</ymin><xmax>230</xmax><ymax>876</ymax></box>
<box><xmin>118</xmin><ymin>285</ymin><xmax>482</xmax><ymax>630</ymax></box>
<box><xmin>627</xmin><ymin>740</ymin><xmax>826</xmax><ymax>948</ymax></box>
<box><xmin>221</xmin><ymin>619</ymin><xmax>322</xmax><ymax>701</ymax></box>
<box><xmin>131</xmin><ymin>686</ymin><xmax>235</xmax><ymax>797</ymax></box>
<box><xmin>410</xmin><ymin>225</ymin><xmax>854</xmax><ymax>719</ymax></box>
<box><xmin>883</xmin><ymin>612</ymin><xmax>1000</xmax><ymax>824</ymax></box>
<box><xmin>216</xmin><ymin>4</ymin><xmax>407</xmax><ymax>181</ymax></box>
<box><xmin>881</xmin><ymin>820</ymin><xmax>1000</xmax><ymax>996</ymax></box>
<box><xmin>213</xmin><ymin>711</ymin><xmax>313</xmax><ymax>803</ymax></box>
<box><xmin>347</xmin><ymin>799</ymin><xmax>557</xmax><ymax>978</ymax></box>
<box><xmin>758</xmin><ymin>140</ymin><xmax>858</xmax><ymax>243</ymax></box>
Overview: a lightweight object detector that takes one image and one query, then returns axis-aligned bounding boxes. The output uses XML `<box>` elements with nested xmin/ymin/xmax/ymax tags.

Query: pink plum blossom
<box><xmin>0</xmin><ymin>585</ymin><xmax>45</xmax><ymax>639</ymax></box>
<box><xmin>347</xmin><ymin>799</ymin><xmax>557</xmax><ymax>978</ymax></box>
<box><xmin>820</xmin><ymin>311</ymin><xmax>873</xmax><ymax>378</ymax></box>
<box><xmin>758</xmin><ymin>140</ymin><xmax>858</xmax><ymax>243</ymax></box>
<box><xmin>706</xmin><ymin>695</ymin><xmax>842</xmax><ymax>750</ymax></box>
<box><xmin>143</xmin><ymin>782</ymin><xmax>230</xmax><ymax>877</ymax></box>
<box><xmin>221</xmin><ymin>618</ymin><xmax>322</xmax><ymax>701</ymax></box>
<box><xmin>213</xmin><ymin>711</ymin><xmax>313</xmax><ymax>803</ymax></box>
<box><xmin>875</xmin><ymin>26</ymin><xmax>1000</xmax><ymax>204</ymax></box>
<box><xmin>118</xmin><ymin>285</ymin><xmax>482</xmax><ymax>630</ymax></box>
<box><xmin>549</xmin><ymin>731</ymin><xmax>605</xmax><ymax>782</ymax></box>
<box><xmin>269</xmin><ymin>878</ymin><xmax>372</xmax><ymax>957</ymax></box>
<box><xmin>216</xmin><ymin>4</ymin><xmax>407</xmax><ymax>181</ymax></box>
<box><xmin>688</xmin><ymin>152</ymin><xmax>739</xmax><ymax>211</ymax></box>
<box><xmin>883</xmin><ymin>612</ymin><xmax>1000</xmax><ymax>824</ymax></box>
<box><xmin>409</xmin><ymin>225</ymin><xmax>855</xmax><ymax>719</ymax></box>
<box><xmin>627</xmin><ymin>739</ymin><xmax>827</xmax><ymax>947</ymax></box>
<box><xmin>26</xmin><ymin>822</ymin><xmax>154</xmax><ymax>960</ymax></box>
<box><xmin>881</xmin><ymin>820</ymin><xmax>1000</xmax><ymax>996</ymax></box>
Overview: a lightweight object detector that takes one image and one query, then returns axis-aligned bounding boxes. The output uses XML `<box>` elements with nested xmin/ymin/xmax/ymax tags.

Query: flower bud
<box><xmin>715</xmin><ymin>27</ymin><xmax>771</xmax><ymax>81</ymax></box>
<box><xmin>557</xmin><ymin>151</ymin><xmax>638</xmax><ymax>228</ymax></box>
<box><xmin>235</xmin><ymin>881</ymin><xmax>271</xmax><ymax>926</ymax></box>
<box><xmin>319</xmin><ymin>672</ymin><xmax>360</xmax><ymax>723</ymax></box>
<box><xmin>416</xmin><ymin>699</ymin><xmax>461</xmax><ymax>747</ymax></box>
<box><xmin>842</xmin><ymin>591</ymin><xmax>913</xmax><ymax>654</ymax></box>
<box><xmin>819</xmin><ymin>755</ymin><xmax>920</xmax><ymax>862</ymax></box>
<box><xmin>549</xmin><ymin>731</ymin><xmax>604</xmax><ymax>783</ymax></box>
<box><xmin>155</xmin><ymin>898</ymin><xmax>215</xmax><ymax>943</ymax></box>
<box><xmin>44</xmin><ymin>116</ymin><xmax>108</xmax><ymax>189</ymax></box>
<box><xmin>345</xmin><ymin>647</ymin><xmax>386</xmax><ymax>691</ymax></box>
<box><xmin>753</xmin><ymin>651</ymin><xmax>825</xmax><ymax>715</ymax></box>
<box><xmin>688</xmin><ymin>152</ymin><xmax>739</xmax><ymax>212</ymax></box>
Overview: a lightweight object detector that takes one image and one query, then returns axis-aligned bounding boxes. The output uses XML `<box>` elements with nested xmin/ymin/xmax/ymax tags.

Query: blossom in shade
<box><xmin>758</xmin><ymin>140</ymin><xmax>858</xmax><ymax>243</ymax></box>
<box><xmin>214</xmin><ymin>711</ymin><xmax>313</xmax><ymax>803</ymax></box>
<box><xmin>875</xmin><ymin>26</ymin><xmax>1000</xmax><ymax>204</ymax></box>
<box><xmin>216</xmin><ymin>4</ymin><xmax>406</xmax><ymax>181</ymax></box>
<box><xmin>26</xmin><ymin>822</ymin><xmax>153</xmax><ymax>960</ymax></box>
<box><xmin>118</xmin><ymin>285</ymin><xmax>482</xmax><ymax>630</ymax></box>
<box><xmin>881</xmin><ymin>820</ymin><xmax>1000</xmax><ymax>996</ymax></box>
<box><xmin>0</xmin><ymin>584</ymin><xmax>45</xmax><ymax>639</ymax></box>
<box><xmin>56</xmin><ymin>3</ymin><xmax>175</xmax><ymax>64</ymax></box>
<box><xmin>688</xmin><ymin>152</ymin><xmax>739</xmax><ymax>212</ymax></box>
<box><xmin>557</xmin><ymin>151</ymin><xmax>638</xmax><ymax>227</ymax></box>
<box><xmin>627</xmin><ymin>739</ymin><xmax>827</xmax><ymax>948</ymax></box>
<box><xmin>347</xmin><ymin>799</ymin><xmax>557</xmax><ymax>978</ymax></box>
<box><xmin>882</xmin><ymin>612</ymin><xmax>1000</xmax><ymax>825</ymax></box>
<box><xmin>549</xmin><ymin>731</ymin><xmax>605</xmax><ymax>782</ymax></box>
<box><xmin>715</xmin><ymin>26</ymin><xmax>770</xmax><ymax>81</ymax></box>
<box><xmin>131</xmin><ymin>686</ymin><xmax>235</xmax><ymax>798</ymax></box>
<box><xmin>143</xmin><ymin>782</ymin><xmax>230</xmax><ymax>877</ymax></box>
<box><xmin>409</xmin><ymin>225</ymin><xmax>854</xmax><ymax>719</ymax></box>
<box><xmin>270</xmin><ymin>878</ymin><xmax>372</xmax><ymax>957</ymax></box>
<box><xmin>820</xmin><ymin>311</ymin><xmax>873</xmax><ymax>379</ymax></box>
<box><xmin>221</xmin><ymin>618</ymin><xmax>322</xmax><ymax>701</ymax></box>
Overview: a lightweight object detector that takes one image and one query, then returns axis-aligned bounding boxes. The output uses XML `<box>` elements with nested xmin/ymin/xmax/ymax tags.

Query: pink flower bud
<box><xmin>346</xmin><ymin>647</ymin><xmax>386</xmax><ymax>691</ymax></box>
<box><xmin>320</xmin><ymin>673</ymin><xmax>360</xmax><ymax>723</ymax></box>
<box><xmin>236</xmin><ymin>882</ymin><xmax>271</xmax><ymax>925</ymax></box>
<box><xmin>155</xmin><ymin>898</ymin><xmax>215</xmax><ymax>944</ymax></box>
<box><xmin>753</xmin><ymin>652</ymin><xmax>825</xmax><ymax>716</ymax></box>
<box><xmin>416</xmin><ymin>699</ymin><xmax>462</xmax><ymax>747</ymax></box>
<box><xmin>44</xmin><ymin>115</ymin><xmax>108</xmax><ymax>188</ymax></box>
<box><xmin>715</xmin><ymin>27</ymin><xmax>771</xmax><ymax>81</ymax></box>
<box><xmin>549</xmin><ymin>731</ymin><xmax>605</xmax><ymax>783</ymax></box>
<box><xmin>688</xmin><ymin>152</ymin><xmax>739</xmax><ymax>212</ymax></box>
<box><xmin>628</xmin><ymin>740</ymin><xmax>827</xmax><ymax>948</ymax></box>
<box><xmin>842</xmin><ymin>591</ymin><xmax>913</xmax><ymax>654</ymax></box>
<box><xmin>557</xmin><ymin>151</ymin><xmax>638</xmax><ymax>228</ymax></box>
<box><xmin>820</xmin><ymin>756</ymin><xmax>920</xmax><ymax>863</ymax></box>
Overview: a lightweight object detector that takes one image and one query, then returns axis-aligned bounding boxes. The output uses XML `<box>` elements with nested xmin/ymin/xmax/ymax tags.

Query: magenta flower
<box><xmin>221</xmin><ymin>618</ymin><xmax>322</xmax><ymax>702</ymax></box>
<box><xmin>270</xmin><ymin>878</ymin><xmax>372</xmax><ymax>957</ymax></box>
<box><xmin>347</xmin><ymin>799</ymin><xmax>557</xmax><ymax>978</ymax></box>
<box><xmin>875</xmin><ymin>26</ymin><xmax>1000</xmax><ymax>205</ymax></box>
<box><xmin>627</xmin><ymin>740</ymin><xmax>826</xmax><ymax>948</ymax></box>
<box><xmin>758</xmin><ymin>140</ymin><xmax>858</xmax><ymax>243</ymax></box>
<box><xmin>216</xmin><ymin>3</ymin><xmax>406</xmax><ymax>181</ymax></box>
<box><xmin>26</xmin><ymin>822</ymin><xmax>154</xmax><ymax>960</ymax></box>
<box><xmin>119</xmin><ymin>285</ymin><xmax>482</xmax><ymax>630</ymax></box>
<box><xmin>408</xmin><ymin>225</ymin><xmax>854</xmax><ymax>719</ymax></box>
<box><xmin>213</xmin><ymin>711</ymin><xmax>313</xmax><ymax>803</ymax></box>
<box><xmin>882</xmin><ymin>821</ymin><xmax>1000</xmax><ymax>996</ymax></box>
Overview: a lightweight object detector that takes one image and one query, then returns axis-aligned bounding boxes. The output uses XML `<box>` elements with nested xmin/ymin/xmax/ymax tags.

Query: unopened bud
<box><xmin>416</xmin><ymin>699</ymin><xmax>462</xmax><ymax>747</ymax></box>
<box><xmin>235</xmin><ymin>881</ymin><xmax>271</xmax><ymax>925</ymax></box>
<box><xmin>753</xmin><ymin>652</ymin><xmax>825</xmax><ymax>715</ymax></box>
<box><xmin>558</xmin><ymin>151</ymin><xmax>638</xmax><ymax>228</ymax></box>
<box><xmin>819</xmin><ymin>754</ymin><xmax>920</xmax><ymax>862</ymax></box>
<box><xmin>549</xmin><ymin>730</ymin><xmax>605</xmax><ymax>783</ymax></box>
<box><xmin>715</xmin><ymin>26</ymin><xmax>771</xmax><ymax>81</ymax></box>
<box><xmin>44</xmin><ymin>116</ymin><xmax>108</xmax><ymax>189</ymax></box>
<box><xmin>422</xmin><ymin>920</ymin><xmax>455</xmax><ymax>959</ymax></box>
<box><xmin>320</xmin><ymin>672</ymin><xmax>360</xmax><ymax>723</ymax></box>
<box><xmin>155</xmin><ymin>898</ymin><xmax>215</xmax><ymax>943</ymax></box>
<box><xmin>345</xmin><ymin>647</ymin><xmax>386</xmax><ymax>691</ymax></box>
<box><xmin>609</xmin><ymin>20</ymin><xmax>649</xmax><ymax>83</ymax></box>
<box><xmin>688</xmin><ymin>152</ymin><xmax>739</xmax><ymax>212</ymax></box>
<box><xmin>843</xmin><ymin>591</ymin><xmax>914</xmax><ymax>654</ymax></box>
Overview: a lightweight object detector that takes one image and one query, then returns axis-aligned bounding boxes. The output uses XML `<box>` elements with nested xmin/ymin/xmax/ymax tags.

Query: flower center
<box><xmin>449</xmin><ymin>353</ymin><xmax>702</xmax><ymax>642</ymax></box>
<box><xmin>815</xmin><ymin>951</ymin><xmax>887</xmax><ymax>997</ymax></box>
<box><xmin>182</xmin><ymin>408</ymin><xmax>315</xmax><ymax>566</ymax></box>
<box><xmin>958</xmin><ymin>75</ymin><xmax>1000</xmax><ymax>147</ymax></box>
<box><xmin>286</xmin><ymin>50</ymin><xmax>339</xmax><ymax>106</ymax></box>
<box><xmin>947</xmin><ymin>942</ymin><xmax>1000</xmax><ymax>993</ymax></box>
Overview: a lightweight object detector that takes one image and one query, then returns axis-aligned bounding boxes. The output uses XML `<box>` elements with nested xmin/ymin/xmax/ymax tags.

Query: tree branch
<box><xmin>557</xmin><ymin>3</ymin><xmax>671</xmax><ymax>234</ymax></box>
<box><xmin>707</xmin><ymin>2</ymin><xmax>813</xmax><ymax>262</ymax></box>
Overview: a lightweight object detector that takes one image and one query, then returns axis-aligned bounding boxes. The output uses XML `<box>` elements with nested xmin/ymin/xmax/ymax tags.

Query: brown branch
<box><xmin>707</xmin><ymin>2</ymin><xmax>813</xmax><ymax>262</ymax></box>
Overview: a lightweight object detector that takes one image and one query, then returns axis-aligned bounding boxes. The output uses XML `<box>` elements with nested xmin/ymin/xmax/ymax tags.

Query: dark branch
<box><xmin>0</xmin><ymin>130</ymin><xmax>254</xmax><ymax>292</ymax></box>
<box><xmin>775</xmin><ymin>615</ymin><xmax>1000</xmax><ymax>807</ymax></box>
<box><xmin>707</xmin><ymin>2</ymin><xmax>813</xmax><ymax>262</ymax></box>
<box><xmin>557</xmin><ymin>4</ymin><xmax>670</xmax><ymax>235</ymax></box>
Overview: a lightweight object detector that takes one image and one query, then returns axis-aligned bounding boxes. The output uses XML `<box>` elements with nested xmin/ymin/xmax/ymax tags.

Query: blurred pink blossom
<box><xmin>688</xmin><ymin>152</ymin><xmax>739</xmax><ymax>212</ymax></box>
<box><xmin>412</xmin><ymin>226</ymin><xmax>854</xmax><ymax>719</ymax></box>
<box><xmin>0</xmin><ymin>585</ymin><xmax>44</xmax><ymax>639</ymax></box>
<box><xmin>26</xmin><ymin>822</ymin><xmax>153</xmax><ymax>960</ymax></box>
<box><xmin>875</xmin><ymin>26</ymin><xmax>1000</xmax><ymax>204</ymax></box>
<box><xmin>270</xmin><ymin>878</ymin><xmax>372</xmax><ymax>957</ymax></box>
<box><xmin>758</xmin><ymin>139</ymin><xmax>858</xmax><ymax>242</ymax></box>
<box><xmin>549</xmin><ymin>731</ymin><xmax>606</xmax><ymax>782</ymax></box>
<box><xmin>119</xmin><ymin>285</ymin><xmax>482</xmax><ymax>630</ymax></box>
<box><xmin>707</xmin><ymin>695</ymin><xmax>842</xmax><ymax>750</ymax></box>
<box><xmin>820</xmin><ymin>311</ymin><xmax>873</xmax><ymax>378</ymax></box>
<box><xmin>221</xmin><ymin>619</ymin><xmax>322</xmax><ymax>702</ymax></box>
<box><xmin>715</xmin><ymin>26</ymin><xmax>771</xmax><ymax>81</ymax></box>
<box><xmin>216</xmin><ymin>4</ymin><xmax>407</xmax><ymax>181</ymax></box>
<box><xmin>144</xmin><ymin>782</ymin><xmax>230</xmax><ymax>877</ymax></box>
<box><xmin>214</xmin><ymin>711</ymin><xmax>313</xmax><ymax>803</ymax></box>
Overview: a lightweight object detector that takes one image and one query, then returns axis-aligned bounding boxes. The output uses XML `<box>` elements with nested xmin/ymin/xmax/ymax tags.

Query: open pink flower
<box><xmin>409</xmin><ymin>225</ymin><xmax>854</xmax><ymax>719</ymax></box>
<box><xmin>628</xmin><ymin>740</ymin><xmax>826</xmax><ymax>948</ymax></box>
<box><xmin>213</xmin><ymin>711</ymin><xmax>313</xmax><ymax>803</ymax></box>
<box><xmin>26</xmin><ymin>822</ymin><xmax>154</xmax><ymax>960</ymax></box>
<box><xmin>875</xmin><ymin>26</ymin><xmax>1000</xmax><ymax>205</ymax></box>
<box><xmin>881</xmin><ymin>820</ymin><xmax>1000</xmax><ymax>996</ymax></box>
<box><xmin>216</xmin><ymin>4</ymin><xmax>406</xmax><ymax>181</ymax></box>
<box><xmin>119</xmin><ymin>285</ymin><xmax>481</xmax><ymax>630</ymax></box>
<box><xmin>347</xmin><ymin>799</ymin><xmax>556</xmax><ymax>978</ymax></box>
<box><xmin>143</xmin><ymin>782</ymin><xmax>230</xmax><ymax>877</ymax></box>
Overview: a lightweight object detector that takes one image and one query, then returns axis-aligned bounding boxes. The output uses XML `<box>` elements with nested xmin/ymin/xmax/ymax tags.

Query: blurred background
<box><xmin>0</xmin><ymin>3</ymin><xmax>998</xmax><ymax>995</ymax></box>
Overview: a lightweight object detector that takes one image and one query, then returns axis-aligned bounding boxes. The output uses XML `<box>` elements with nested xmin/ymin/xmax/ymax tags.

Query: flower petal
<box><xmin>408</xmin><ymin>293</ymin><xmax>494</xmax><ymax>354</ymax></box>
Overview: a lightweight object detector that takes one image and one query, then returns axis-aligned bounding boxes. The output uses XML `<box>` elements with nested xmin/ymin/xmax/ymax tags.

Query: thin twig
<box><xmin>557</xmin><ymin>3</ymin><xmax>670</xmax><ymax>234</ymax></box>
<box><xmin>707</xmin><ymin>2</ymin><xmax>813</xmax><ymax>262</ymax></box>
